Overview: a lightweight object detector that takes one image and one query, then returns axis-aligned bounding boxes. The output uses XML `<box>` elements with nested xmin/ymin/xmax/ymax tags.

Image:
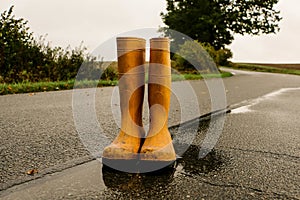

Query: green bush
<box><xmin>173</xmin><ymin>40</ymin><xmax>213</xmax><ymax>72</ymax></box>
<box><xmin>101</xmin><ymin>62</ymin><xmax>118</xmax><ymax>81</ymax></box>
<box><xmin>172</xmin><ymin>40</ymin><xmax>233</xmax><ymax>72</ymax></box>
<box><xmin>216</xmin><ymin>48</ymin><xmax>232</xmax><ymax>66</ymax></box>
<box><xmin>0</xmin><ymin>6</ymin><xmax>90</xmax><ymax>84</ymax></box>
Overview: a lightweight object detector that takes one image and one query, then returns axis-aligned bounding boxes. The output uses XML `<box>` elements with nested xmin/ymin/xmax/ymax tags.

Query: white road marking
<box><xmin>231</xmin><ymin>87</ymin><xmax>300</xmax><ymax>114</ymax></box>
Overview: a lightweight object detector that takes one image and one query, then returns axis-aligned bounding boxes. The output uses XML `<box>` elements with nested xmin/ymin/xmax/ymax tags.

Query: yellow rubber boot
<box><xmin>140</xmin><ymin>38</ymin><xmax>176</xmax><ymax>162</ymax></box>
<box><xmin>102</xmin><ymin>37</ymin><xmax>145</xmax><ymax>161</ymax></box>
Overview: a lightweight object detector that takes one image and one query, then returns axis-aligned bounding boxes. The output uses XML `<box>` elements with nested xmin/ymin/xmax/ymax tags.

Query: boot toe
<box><xmin>140</xmin><ymin>144</ymin><xmax>176</xmax><ymax>161</ymax></box>
<box><xmin>102</xmin><ymin>144</ymin><xmax>138</xmax><ymax>160</ymax></box>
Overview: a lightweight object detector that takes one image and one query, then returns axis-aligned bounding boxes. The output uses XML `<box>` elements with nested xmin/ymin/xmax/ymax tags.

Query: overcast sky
<box><xmin>1</xmin><ymin>0</ymin><xmax>299</xmax><ymax>63</ymax></box>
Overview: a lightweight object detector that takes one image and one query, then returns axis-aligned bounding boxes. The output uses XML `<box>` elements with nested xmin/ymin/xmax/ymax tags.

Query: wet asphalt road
<box><xmin>0</xmin><ymin>69</ymin><xmax>300</xmax><ymax>199</ymax></box>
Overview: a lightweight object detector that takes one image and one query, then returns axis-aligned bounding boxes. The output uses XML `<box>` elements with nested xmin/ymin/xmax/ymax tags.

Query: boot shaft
<box><xmin>117</xmin><ymin>37</ymin><xmax>146</xmax><ymax>132</ymax></box>
<box><xmin>148</xmin><ymin>38</ymin><xmax>172</xmax><ymax>132</ymax></box>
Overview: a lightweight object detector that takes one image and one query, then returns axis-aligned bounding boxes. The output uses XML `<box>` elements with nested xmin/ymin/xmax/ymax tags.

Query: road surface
<box><xmin>0</xmin><ymin>68</ymin><xmax>299</xmax><ymax>199</ymax></box>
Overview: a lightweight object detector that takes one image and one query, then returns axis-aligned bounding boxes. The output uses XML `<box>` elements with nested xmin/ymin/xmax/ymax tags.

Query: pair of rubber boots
<box><xmin>102</xmin><ymin>37</ymin><xmax>176</xmax><ymax>168</ymax></box>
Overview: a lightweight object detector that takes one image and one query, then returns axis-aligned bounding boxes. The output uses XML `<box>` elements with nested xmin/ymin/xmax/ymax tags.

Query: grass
<box><xmin>229</xmin><ymin>63</ymin><xmax>300</xmax><ymax>76</ymax></box>
<box><xmin>171</xmin><ymin>71</ymin><xmax>232</xmax><ymax>81</ymax></box>
<box><xmin>0</xmin><ymin>79</ymin><xmax>118</xmax><ymax>95</ymax></box>
<box><xmin>0</xmin><ymin>71</ymin><xmax>232</xmax><ymax>95</ymax></box>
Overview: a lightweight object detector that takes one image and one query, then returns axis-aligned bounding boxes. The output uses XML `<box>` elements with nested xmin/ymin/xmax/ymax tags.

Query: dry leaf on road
<box><xmin>27</xmin><ymin>169</ymin><xmax>38</xmax><ymax>175</ymax></box>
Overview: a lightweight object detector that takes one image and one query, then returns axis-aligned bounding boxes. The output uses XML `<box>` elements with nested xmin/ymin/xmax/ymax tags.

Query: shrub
<box><xmin>173</xmin><ymin>40</ymin><xmax>214</xmax><ymax>73</ymax></box>
<box><xmin>216</xmin><ymin>48</ymin><xmax>233</xmax><ymax>66</ymax></box>
<box><xmin>101</xmin><ymin>62</ymin><xmax>118</xmax><ymax>81</ymax></box>
<box><xmin>172</xmin><ymin>40</ymin><xmax>233</xmax><ymax>72</ymax></box>
<box><xmin>0</xmin><ymin>6</ymin><xmax>90</xmax><ymax>83</ymax></box>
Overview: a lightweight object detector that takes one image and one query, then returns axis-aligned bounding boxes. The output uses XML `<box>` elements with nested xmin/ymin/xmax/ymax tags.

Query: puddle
<box><xmin>102</xmin><ymin>144</ymin><xmax>226</xmax><ymax>194</ymax></box>
<box><xmin>101</xmin><ymin>111</ymin><xmax>228</xmax><ymax>198</ymax></box>
<box><xmin>102</xmin><ymin>164</ymin><xmax>176</xmax><ymax>192</ymax></box>
<box><xmin>176</xmin><ymin>145</ymin><xmax>225</xmax><ymax>176</ymax></box>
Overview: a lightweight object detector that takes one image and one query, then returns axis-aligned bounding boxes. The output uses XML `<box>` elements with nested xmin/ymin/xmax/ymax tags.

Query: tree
<box><xmin>161</xmin><ymin>0</ymin><xmax>282</xmax><ymax>50</ymax></box>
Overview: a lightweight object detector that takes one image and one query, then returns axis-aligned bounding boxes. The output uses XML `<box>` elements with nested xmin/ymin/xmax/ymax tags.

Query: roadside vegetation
<box><xmin>0</xmin><ymin>71</ymin><xmax>232</xmax><ymax>95</ymax></box>
<box><xmin>0</xmin><ymin>2</ymin><xmax>291</xmax><ymax>96</ymax></box>
<box><xmin>229</xmin><ymin>63</ymin><xmax>300</xmax><ymax>76</ymax></box>
<box><xmin>0</xmin><ymin>6</ymin><xmax>89</xmax><ymax>84</ymax></box>
<box><xmin>0</xmin><ymin>6</ymin><xmax>233</xmax><ymax>95</ymax></box>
